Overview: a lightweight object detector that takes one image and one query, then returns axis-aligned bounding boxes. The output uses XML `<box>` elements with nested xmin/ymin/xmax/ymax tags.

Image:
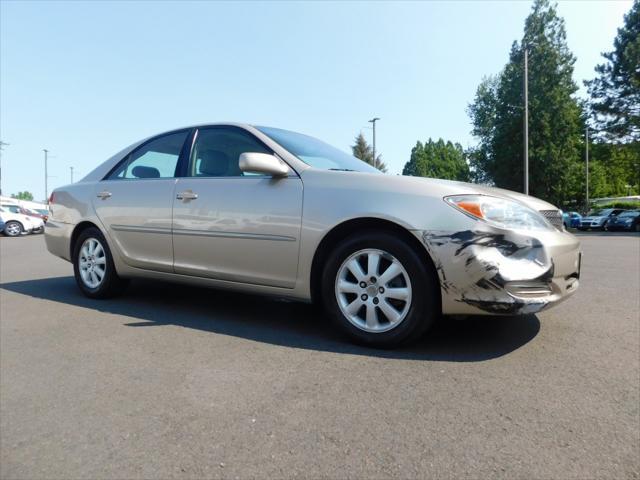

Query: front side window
<box><xmin>109</xmin><ymin>130</ymin><xmax>189</xmax><ymax>180</ymax></box>
<box><xmin>188</xmin><ymin>127</ymin><xmax>272</xmax><ymax>177</ymax></box>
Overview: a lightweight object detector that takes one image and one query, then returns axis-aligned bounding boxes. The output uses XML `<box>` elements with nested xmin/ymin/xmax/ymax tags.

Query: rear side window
<box><xmin>2</xmin><ymin>205</ymin><xmax>20</xmax><ymax>213</ymax></box>
<box><xmin>108</xmin><ymin>131</ymin><xmax>189</xmax><ymax>180</ymax></box>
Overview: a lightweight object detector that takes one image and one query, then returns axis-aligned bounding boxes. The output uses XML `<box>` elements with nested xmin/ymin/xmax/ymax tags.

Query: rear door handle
<box><xmin>97</xmin><ymin>191</ymin><xmax>112</xmax><ymax>199</ymax></box>
<box><xmin>176</xmin><ymin>191</ymin><xmax>198</xmax><ymax>200</ymax></box>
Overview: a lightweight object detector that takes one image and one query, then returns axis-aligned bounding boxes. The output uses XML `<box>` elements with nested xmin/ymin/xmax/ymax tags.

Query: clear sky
<box><xmin>0</xmin><ymin>0</ymin><xmax>632</xmax><ymax>201</ymax></box>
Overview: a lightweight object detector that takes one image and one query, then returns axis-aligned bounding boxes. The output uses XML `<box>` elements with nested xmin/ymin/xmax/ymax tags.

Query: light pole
<box><xmin>368</xmin><ymin>117</ymin><xmax>380</xmax><ymax>169</ymax></box>
<box><xmin>70</xmin><ymin>166</ymin><xmax>74</xmax><ymax>183</ymax></box>
<box><xmin>523</xmin><ymin>48</ymin><xmax>529</xmax><ymax>195</ymax></box>
<box><xmin>43</xmin><ymin>149</ymin><xmax>49</xmax><ymax>201</ymax></box>
<box><xmin>585</xmin><ymin>126</ymin><xmax>589</xmax><ymax>212</ymax></box>
<box><xmin>0</xmin><ymin>141</ymin><xmax>8</xmax><ymax>196</ymax></box>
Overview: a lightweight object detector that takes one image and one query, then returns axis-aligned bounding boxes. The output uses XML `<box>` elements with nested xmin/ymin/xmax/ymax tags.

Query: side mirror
<box><xmin>239</xmin><ymin>152</ymin><xmax>289</xmax><ymax>177</ymax></box>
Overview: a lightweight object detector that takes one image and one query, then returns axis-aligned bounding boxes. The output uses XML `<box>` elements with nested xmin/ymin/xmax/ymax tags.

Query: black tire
<box><xmin>321</xmin><ymin>231</ymin><xmax>439</xmax><ymax>348</ymax></box>
<box><xmin>3</xmin><ymin>221</ymin><xmax>23</xmax><ymax>237</ymax></box>
<box><xmin>72</xmin><ymin>227</ymin><xmax>128</xmax><ymax>299</ymax></box>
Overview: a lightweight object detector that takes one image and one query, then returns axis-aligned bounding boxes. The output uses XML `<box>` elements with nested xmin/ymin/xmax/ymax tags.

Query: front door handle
<box><xmin>97</xmin><ymin>191</ymin><xmax>112</xmax><ymax>199</ymax></box>
<box><xmin>176</xmin><ymin>191</ymin><xmax>198</xmax><ymax>200</ymax></box>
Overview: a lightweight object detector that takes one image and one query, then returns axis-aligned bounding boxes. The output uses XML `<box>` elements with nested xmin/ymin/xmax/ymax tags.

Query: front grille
<box><xmin>539</xmin><ymin>209</ymin><xmax>564</xmax><ymax>230</ymax></box>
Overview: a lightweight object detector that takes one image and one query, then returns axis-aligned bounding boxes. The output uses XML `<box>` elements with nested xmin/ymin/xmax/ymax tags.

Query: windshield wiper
<box><xmin>329</xmin><ymin>168</ymin><xmax>357</xmax><ymax>172</ymax></box>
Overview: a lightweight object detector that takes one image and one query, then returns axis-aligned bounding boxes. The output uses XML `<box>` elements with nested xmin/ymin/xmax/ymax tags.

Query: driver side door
<box><xmin>172</xmin><ymin>126</ymin><xmax>303</xmax><ymax>288</ymax></box>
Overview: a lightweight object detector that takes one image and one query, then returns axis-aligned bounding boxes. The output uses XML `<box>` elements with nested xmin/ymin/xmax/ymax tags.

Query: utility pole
<box><xmin>368</xmin><ymin>117</ymin><xmax>380</xmax><ymax>169</ymax></box>
<box><xmin>585</xmin><ymin>126</ymin><xmax>589</xmax><ymax>212</ymax></box>
<box><xmin>523</xmin><ymin>48</ymin><xmax>529</xmax><ymax>195</ymax></box>
<box><xmin>70</xmin><ymin>166</ymin><xmax>74</xmax><ymax>183</ymax></box>
<box><xmin>0</xmin><ymin>141</ymin><xmax>8</xmax><ymax>196</ymax></box>
<box><xmin>43</xmin><ymin>149</ymin><xmax>49</xmax><ymax>201</ymax></box>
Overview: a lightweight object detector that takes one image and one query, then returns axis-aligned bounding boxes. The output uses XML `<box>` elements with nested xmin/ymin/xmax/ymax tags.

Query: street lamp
<box><xmin>523</xmin><ymin>48</ymin><xmax>529</xmax><ymax>195</ymax></box>
<box><xmin>43</xmin><ymin>149</ymin><xmax>49</xmax><ymax>201</ymax></box>
<box><xmin>585</xmin><ymin>126</ymin><xmax>589</xmax><ymax>212</ymax></box>
<box><xmin>368</xmin><ymin>117</ymin><xmax>380</xmax><ymax>169</ymax></box>
<box><xmin>0</xmin><ymin>141</ymin><xmax>8</xmax><ymax>196</ymax></box>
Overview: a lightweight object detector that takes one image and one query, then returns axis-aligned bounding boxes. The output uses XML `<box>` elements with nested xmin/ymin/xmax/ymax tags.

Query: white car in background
<box><xmin>0</xmin><ymin>206</ymin><xmax>45</xmax><ymax>237</ymax></box>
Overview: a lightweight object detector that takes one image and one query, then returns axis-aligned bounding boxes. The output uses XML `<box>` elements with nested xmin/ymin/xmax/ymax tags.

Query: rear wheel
<box><xmin>73</xmin><ymin>227</ymin><xmax>128</xmax><ymax>298</ymax></box>
<box><xmin>3</xmin><ymin>221</ymin><xmax>23</xmax><ymax>237</ymax></box>
<box><xmin>321</xmin><ymin>231</ymin><xmax>438</xmax><ymax>348</ymax></box>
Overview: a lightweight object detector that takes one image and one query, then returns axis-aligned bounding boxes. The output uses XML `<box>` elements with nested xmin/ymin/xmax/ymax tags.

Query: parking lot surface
<box><xmin>1</xmin><ymin>233</ymin><xmax>639</xmax><ymax>479</ymax></box>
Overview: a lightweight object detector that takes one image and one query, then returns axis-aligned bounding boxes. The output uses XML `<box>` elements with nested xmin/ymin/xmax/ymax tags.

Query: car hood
<box><xmin>324</xmin><ymin>172</ymin><xmax>561</xmax><ymax>211</ymax></box>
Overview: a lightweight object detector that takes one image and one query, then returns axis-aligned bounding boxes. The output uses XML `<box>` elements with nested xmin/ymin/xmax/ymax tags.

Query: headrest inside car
<box><xmin>132</xmin><ymin>166</ymin><xmax>161</xmax><ymax>178</ymax></box>
<box><xmin>198</xmin><ymin>149</ymin><xmax>231</xmax><ymax>176</ymax></box>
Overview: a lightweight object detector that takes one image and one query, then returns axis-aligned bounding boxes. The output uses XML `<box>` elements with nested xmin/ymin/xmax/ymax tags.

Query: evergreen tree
<box><xmin>11</xmin><ymin>191</ymin><xmax>34</xmax><ymax>201</ymax></box>
<box><xmin>402</xmin><ymin>139</ymin><xmax>470</xmax><ymax>181</ymax></box>
<box><xmin>586</xmin><ymin>0</ymin><xmax>639</xmax><ymax>141</ymax></box>
<box><xmin>351</xmin><ymin>132</ymin><xmax>388</xmax><ymax>172</ymax></box>
<box><xmin>468</xmin><ymin>0</ymin><xmax>584</xmax><ymax>206</ymax></box>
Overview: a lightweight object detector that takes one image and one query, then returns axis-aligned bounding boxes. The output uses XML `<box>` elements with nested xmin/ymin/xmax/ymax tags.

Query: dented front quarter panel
<box><xmin>419</xmin><ymin>225</ymin><xmax>581</xmax><ymax>316</ymax></box>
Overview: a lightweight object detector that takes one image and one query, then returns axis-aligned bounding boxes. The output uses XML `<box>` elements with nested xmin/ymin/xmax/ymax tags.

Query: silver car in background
<box><xmin>45</xmin><ymin>123</ymin><xmax>581</xmax><ymax>347</ymax></box>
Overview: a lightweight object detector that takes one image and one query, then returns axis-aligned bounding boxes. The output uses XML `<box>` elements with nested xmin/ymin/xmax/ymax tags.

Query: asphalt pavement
<box><xmin>1</xmin><ymin>232</ymin><xmax>638</xmax><ymax>479</ymax></box>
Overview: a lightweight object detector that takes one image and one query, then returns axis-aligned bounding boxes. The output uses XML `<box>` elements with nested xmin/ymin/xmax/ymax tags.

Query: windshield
<box><xmin>618</xmin><ymin>211</ymin><xmax>639</xmax><ymax>218</ymax></box>
<box><xmin>257</xmin><ymin>126</ymin><xmax>380</xmax><ymax>173</ymax></box>
<box><xmin>589</xmin><ymin>209</ymin><xmax>613</xmax><ymax>216</ymax></box>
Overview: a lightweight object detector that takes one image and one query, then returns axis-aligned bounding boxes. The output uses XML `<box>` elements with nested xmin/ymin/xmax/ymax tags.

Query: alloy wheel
<box><xmin>335</xmin><ymin>248</ymin><xmax>412</xmax><ymax>333</ymax></box>
<box><xmin>5</xmin><ymin>222</ymin><xmax>21</xmax><ymax>236</ymax></box>
<box><xmin>78</xmin><ymin>237</ymin><xmax>107</xmax><ymax>289</ymax></box>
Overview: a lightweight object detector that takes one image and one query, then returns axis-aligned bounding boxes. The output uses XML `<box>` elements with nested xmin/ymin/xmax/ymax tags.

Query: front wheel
<box><xmin>73</xmin><ymin>227</ymin><xmax>128</xmax><ymax>298</ymax></box>
<box><xmin>3</xmin><ymin>221</ymin><xmax>23</xmax><ymax>237</ymax></box>
<box><xmin>321</xmin><ymin>231</ymin><xmax>438</xmax><ymax>348</ymax></box>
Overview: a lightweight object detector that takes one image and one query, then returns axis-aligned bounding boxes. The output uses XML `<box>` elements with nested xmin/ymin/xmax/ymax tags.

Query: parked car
<box><xmin>605</xmin><ymin>210</ymin><xmax>640</xmax><ymax>232</ymax></box>
<box><xmin>45</xmin><ymin>124</ymin><xmax>581</xmax><ymax>347</ymax></box>
<box><xmin>23</xmin><ymin>207</ymin><xmax>49</xmax><ymax>223</ymax></box>
<box><xmin>1</xmin><ymin>203</ymin><xmax>47</xmax><ymax>227</ymax></box>
<box><xmin>0</xmin><ymin>206</ymin><xmax>43</xmax><ymax>236</ymax></box>
<box><xmin>578</xmin><ymin>208</ymin><xmax>626</xmax><ymax>231</ymax></box>
<box><xmin>0</xmin><ymin>217</ymin><xmax>4</xmax><ymax>235</ymax></box>
<box><xmin>562</xmin><ymin>211</ymin><xmax>582</xmax><ymax>229</ymax></box>
<box><xmin>33</xmin><ymin>208</ymin><xmax>50</xmax><ymax>222</ymax></box>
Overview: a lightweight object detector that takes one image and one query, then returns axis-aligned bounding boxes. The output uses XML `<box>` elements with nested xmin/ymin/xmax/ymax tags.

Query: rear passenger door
<box><xmin>172</xmin><ymin>126</ymin><xmax>303</xmax><ymax>288</ymax></box>
<box><xmin>93</xmin><ymin>130</ymin><xmax>190</xmax><ymax>272</ymax></box>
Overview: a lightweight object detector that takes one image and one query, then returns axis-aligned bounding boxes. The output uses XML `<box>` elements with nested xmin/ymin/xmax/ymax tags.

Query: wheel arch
<box><xmin>309</xmin><ymin>217</ymin><xmax>441</xmax><ymax>308</ymax></box>
<box><xmin>70</xmin><ymin>221</ymin><xmax>102</xmax><ymax>258</ymax></box>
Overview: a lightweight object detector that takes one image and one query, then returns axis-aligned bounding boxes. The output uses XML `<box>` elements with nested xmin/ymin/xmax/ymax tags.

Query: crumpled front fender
<box><xmin>420</xmin><ymin>226</ymin><xmax>577</xmax><ymax>316</ymax></box>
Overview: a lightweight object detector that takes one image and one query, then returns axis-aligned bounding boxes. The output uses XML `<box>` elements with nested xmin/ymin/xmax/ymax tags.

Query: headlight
<box><xmin>444</xmin><ymin>195</ymin><xmax>554</xmax><ymax>231</ymax></box>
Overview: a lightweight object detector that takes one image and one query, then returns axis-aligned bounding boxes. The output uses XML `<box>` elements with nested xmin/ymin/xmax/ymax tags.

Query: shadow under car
<box><xmin>0</xmin><ymin>276</ymin><xmax>541</xmax><ymax>362</ymax></box>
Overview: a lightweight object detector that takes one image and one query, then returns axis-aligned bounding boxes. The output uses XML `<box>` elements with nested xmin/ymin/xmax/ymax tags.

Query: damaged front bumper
<box><xmin>418</xmin><ymin>226</ymin><xmax>581</xmax><ymax>316</ymax></box>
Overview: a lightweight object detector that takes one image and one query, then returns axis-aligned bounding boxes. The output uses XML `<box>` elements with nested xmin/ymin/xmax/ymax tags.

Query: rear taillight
<box><xmin>48</xmin><ymin>192</ymin><xmax>55</xmax><ymax>204</ymax></box>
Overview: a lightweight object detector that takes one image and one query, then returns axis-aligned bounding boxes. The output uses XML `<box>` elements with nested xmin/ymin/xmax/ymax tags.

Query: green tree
<box><xmin>591</xmin><ymin>142</ymin><xmax>640</xmax><ymax>195</ymax></box>
<box><xmin>586</xmin><ymin>0</ymin><xmax>639</xmax><ymax>141</ymax></box>
<box><xmin>11</xmin><ymin>191</ymin><xmax>34</xmax><ymax>201</ymax></box>
<box><xmin>402</xmin><ymin>138</ymin><xmax>470</xmax><ymax>181</ymax></box>
<box><xmin>351</xmin><ymin>132</ymin><xmax>388</xmax><ymax>172</ymax></box>
<box><xmin>468</xmin><ymin>0</ymin><xmax>584</xmax><ymax>206</ymax></box>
